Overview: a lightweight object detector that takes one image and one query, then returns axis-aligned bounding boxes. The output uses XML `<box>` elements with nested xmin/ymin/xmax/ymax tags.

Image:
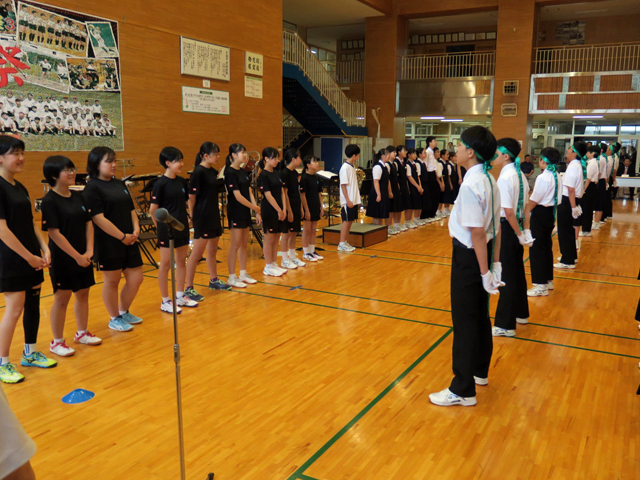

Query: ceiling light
<box><xmin>441</xmin><ymin>119</ymin><xmax>464</xmax><ymax>122</ymax></box>
<box><xmin>421</xmin><ymin>116</ymin><xmax>444</xmax><ymax>120</ymax></box>
<box><xmin>573</xmin><ymin>115</ymin><xmax>603</xmax><ymax>119</ymax></box>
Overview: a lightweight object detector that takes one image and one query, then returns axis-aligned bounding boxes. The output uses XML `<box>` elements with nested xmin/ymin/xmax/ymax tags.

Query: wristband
<box><xmin>121</xmin><ymin>232</ymin><xmax>126</xmax><ymax>241</ymax></box>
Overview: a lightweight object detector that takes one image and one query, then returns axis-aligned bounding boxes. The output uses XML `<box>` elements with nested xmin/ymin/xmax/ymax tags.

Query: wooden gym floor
<box><xmin>4</xmin><ymin>198</ymin><xmax>640</xmax><ymax>480</ymax></box>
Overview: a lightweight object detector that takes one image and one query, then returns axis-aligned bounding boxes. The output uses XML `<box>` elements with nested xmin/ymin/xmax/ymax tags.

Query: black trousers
<box><xmin>581</xmin><ymin>183</ymin><xmax>597</xmax><ymax>233</ymax></box>
<box><xmin>495</xmin><ymin>220</ymin><xmax>530</xmax><ymax>330</ymax></box>
<box><xmin>595</xmin><ymin>178</ymin><xmax>606</xmax><ymax>212</ymax></box>
<box><xmin>449</xmin><ymin>239</ymin><xmax>493</xmax><ymax>398</ymax></box>
<box><xmin>529</xmin><ymin>205</ymin><xmax>555</xmax><ymax>285</ymax></box>
<box><xmin>420</xmin><ymin>174</ymin><xmax>431</xmax><ymax>219</ymax></box>
<box><xmin>604</xmin><ymin>179</ymin><xmax>613</xmax><ymax>219</ymax></box>
<box><xmin>636</xmin><ymin>296</ymin><xmax>640</xmax><ymax>322</ymax></box>
<box><xmin>557</xmin><ymin>196</ymin><xmax>577</xmax><ymax>265</ymax></box>
<box><xmin>427</xmin><ymin>171</ymin><xmax>439</xmax><ymax>218</ymax></box>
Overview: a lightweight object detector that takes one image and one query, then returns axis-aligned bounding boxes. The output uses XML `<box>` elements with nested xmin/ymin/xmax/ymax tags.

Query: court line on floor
<box><xmin>186</xmin><ymin>270</ymin><xmax>640</xmax><ymax>344</ymax></box>
<box><xmin>511</xmin><ymin>336</ymin><xmax>640</xmax><ymax>360</ymax></box>
<box><xmin>285</xmin><ymin>328</ymin><xmax>453</xmax><ymax>480</ymax></box>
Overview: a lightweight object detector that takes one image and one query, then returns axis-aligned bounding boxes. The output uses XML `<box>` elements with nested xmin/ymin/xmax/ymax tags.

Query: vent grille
<box><xmin>503</xmin><ymin>81</ymin><xmax>519</xmax><ymax>96</ymax></box>
<box><xmin>501</xmin><ymin>103</ymin><xmax>518</xmax><ymax>117</ymax></box>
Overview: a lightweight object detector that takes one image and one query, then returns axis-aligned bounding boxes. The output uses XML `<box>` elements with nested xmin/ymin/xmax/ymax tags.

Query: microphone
<box><xmin>154</xmin><ymin>208</ymin><xmax>185</xmax><ymax>231</ymax></box>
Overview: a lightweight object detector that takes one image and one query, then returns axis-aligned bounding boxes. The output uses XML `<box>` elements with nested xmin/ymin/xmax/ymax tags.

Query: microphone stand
<box><xmin>167</xmin><ymin>225</ymin><xmax>214</xmax><ymax>480</ymax></box>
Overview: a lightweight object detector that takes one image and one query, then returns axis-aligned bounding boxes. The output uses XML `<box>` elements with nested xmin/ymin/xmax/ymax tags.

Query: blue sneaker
<box><xmin>21</xmin><ymin>351</ymin><xmax>57</xmax><ymax>369</ymax></box>
<box><xmin>109</xmin><ymin>316</ymin><xmax>134</xmax><ymax>332</ymax></box>
<box><xmin>122</xmin><ymin>311</ymin><xmax>143</xmax><ymax>325</ymax></box>
<box><xmin>209</xmin><ymin>279</ymin><xmax>232</xmax><ymax>291</ymax></box>
<box><xmin>184</xmin><ymin>286</ymin><xmax>205</xmax><ymax>302</ymax></box>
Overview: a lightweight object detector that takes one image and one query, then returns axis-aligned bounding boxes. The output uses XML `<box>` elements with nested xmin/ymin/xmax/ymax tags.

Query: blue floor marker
<box><xmin>289</xmin><ymin>285</ymin><xmax>303</xmax><ymax>291</ymax></box>
<box><xmin>62</xmin><ymin>389</ymin><xmax>95</xmax><ymax>404</ymax></box>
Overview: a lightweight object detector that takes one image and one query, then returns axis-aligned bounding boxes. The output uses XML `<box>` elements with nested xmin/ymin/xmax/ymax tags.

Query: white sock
<box><xmin>110</xmin><ymin>316</ymin><xmax>117</xmax><ymax>321</ymax></box>
<box><xmin>119</xmin><ymin>310</ymin><xmax>127</xmax><ymax>316</ymax></box>
<box><xmin>0</xmin><ymin>356</ymin><xmax>9</xmax><ymax>366</ymax></box>
<box><xmin>339</xmin><ymin>242</ymin><xmax>346</xmax><ymax>247</ymax></box>
<box><xmin>281</xmin><ymin>252</ymin><xmax>289</xmax><ymax>261</ymax></box>
<box><xmin>271</xmin><ymin>262</ymin><xmax>278</xmax><ymax>268</ymax></box>
<box><xmin>289</xmin><ymin>249</ymin><xmax>297</xmax><ymax>258</ymax></box>
<box><xmin>310</xmin><ymin>245</ymin><xmax>315</xmax><ymax>253</ymax></box>
<box><xmin>395</xmin><ymin>223</ymin><xmax>400</xmax><ymax>227</ymax></box>
<box><xmin>77</xmin><ymin>330</ymin><xmax>86</xmax><ymax>335</ymax></box>
<box><xmin>229</xmin><ymin>273</ymin><xmax>237</xmax><ymax>279</ymax></box>
<box><xmin>177</xmin><ymin>291</ymin><xmax>184</xmax><ymax>298</ymax></box>
<box><xmin>24</xmin><ymin>344</ymin><xmax>37</xmax><ymax>355</ymax></box>
<box><xmin>303</xmin><ymin>247</ymin><xmax>309</xmax><ymax>254</ymax></box>
<box><xmin>54</xmin><ymin>338</ymin><xmax>64</xmax><ymax>344</ymax></box>
<box><xmin>162</xmin><ymin>296</ymin><xmax>171</xmax><ymax>303</ymax></box>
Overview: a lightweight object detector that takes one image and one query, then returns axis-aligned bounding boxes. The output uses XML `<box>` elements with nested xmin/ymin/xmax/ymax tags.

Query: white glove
<box><xmin>482</xmin><ymin>271</ymin><xmax>500</xmax><ymax>295</ymax></box>
<box><xmin>492</xmin><ymin>262</ymin><xmax>506</xmax><ymax>288</ymax></box>
<box><xmin>578</xmin><ymin>205</ymin><xmax>583</xmax><ymax>216</ymax></box>
<box><xmin>572</xmin><ymin>206</ymin><xmax>581</xmax><ymax>219</ymax></box>
<box><xmin>517</xmin><ymin>232</ymin><xmax>533</xmax><ymax>247</ymax></box>
<box><xmin>524</xmin><ymin>229</ymin><xmax>535</xmax><ymax>246</ymax></box>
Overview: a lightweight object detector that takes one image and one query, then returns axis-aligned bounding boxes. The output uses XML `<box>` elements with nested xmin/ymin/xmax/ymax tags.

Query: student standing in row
<box><xmin>405</xmin><ymin>148</ymin><xmax>423</xmax><ymax>227</ymax></box>
<box><xmin>430</xmin><ymin>126</ymin><xmax>502</xmax><ymax>407</ymax></box>
<box><xmin>42</xmin><ymin>156</ymin><xmax>100</xmax><ymax>358</ymax></box>
<box><xmin>593</xmin><ymin>143</ymin><xmax>609</xmax><ymax>230</ymax></box>
<box><xmin>149</xmin><ymin>147</ymin><xmax>196</xmax><ymax>314</ymax></box>
<box><xmin>300</xmin><ymin>155</ymin><xmax>324</xmax><ymax>261</ymax></box>
<box><xmin>280</xmin><ymin>148</ymin><xmax>305</xmax><ymax>269</ymax></box>
<box><xmin>0</xmin><ymin>136</ymin><xmax>55</xmax><ymax>384</ymax></box>
<box><xmin>84</xmin><ymin>147</ymin><xmax>144</xmax><ymax>333</ymax></box>
<box><xmin>526</xmin><ymin>148</ymin><xmax>562</xmax><ymax>297</ymax></box>
<box><xmin>387</xmin><ymin>144</ymin><xmax>403</xmax><ymax>234</ymax></box>
<box><xmin>366</xmin><ymin>148</ymin><xmax>391</xmax><ymax>227</ymax></box>
<box><xmin>338</xmin><ymin>144</ymin><xmax>361</xmax><ymax>252</ymax></box>
<box><xmin>579</xmin><ymin>144</ymin><xmax>600</xmax><ymax>238</ymax></box>
<box><xmin>395</xmin><ymin>145</ymin><xmax>412</xmax><ymax>230</ymax></box>
<box><xmin>416</xmin><ymin>147</ymin><xmax>433</xmax><ymax>224</ymax></box>
<box><xmin>425</xmin><ymin>136</ymin><xmax>440</xmax><ymax>222</ymax></box>
<box><xmin>555</xmin><ymin>142</ymin><xmax>586</xmax><ymax>270</ymax></box>
<box><xmin>439</xmin><ymin>149</ymin><xmax>454</xmax><ymax>216</ymax></box>
<box><xmin>224</xmin><ymin>143</ymin><xmax>261</xmax><ymax>284</ymax></box>
<box><xmin>492</xmin><ymin>139</ymin><xmax>532</xmax><ymax>338</ymax></box>
<box><xmin>259</xmin><ymin>147</ymin><xmax>287</xmax><ymax>277</ymax></box>
<box><xmin>450</xmin><ymin>151</ymin><xmax>460</xmax><ymax>201</ymax></box>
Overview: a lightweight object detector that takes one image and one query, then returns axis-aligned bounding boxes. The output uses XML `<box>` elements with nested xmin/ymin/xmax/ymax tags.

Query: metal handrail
<box><xmin>534</xmin><ymin>42</ymin><xmax>640</xmax><ymax>74</ymax></box>
<box><xmin>283</xmin><ymin>30</ymin><xmax>365</xmax><ymax>127</ymax></box>
<box><xmin>400</xmin><ymin>51</ymin><xmax>496</xmax><ymax>80</ymax></box>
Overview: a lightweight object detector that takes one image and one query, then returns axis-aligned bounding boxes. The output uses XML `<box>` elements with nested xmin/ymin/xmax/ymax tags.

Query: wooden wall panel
<box><xmin>341</xmin><ymin>84</ymin><xmax>365</xmax><ymax>102</ymax></box>
<box><xmin>14</xmin><ymin>0</ymin><xmax>282</xmax><ymax>201</ymax></box>
<box><xmin>568</xmin><ymin>76</ymin><xmax>594</xmax><ymax>92</ymax></box>
<box><xmin>476</xmin><ymin>80</ymin><xmax>493</xmax><ymax>96</ymax></box>
<box><xmin>537</xmin><ymin>14</ymin><xmax>640</xmax><ymax>48</ymax></box>
<box><xmin>599</xmin><ymin>74</ymin><xmax>633</xmax><ymax>92</ymax></box>
<box><xmin>565</xmin><ymin>93</ymin><xmax>640</xmax><ymax>110</ymax></box>
<box><xmin>536</xmin><ymin>95</ymin><xmax>560</xmax><ymax>110</ymax></box>
<box><xmin>534</xmin><ymin>77</ymin><xmax>563</xmax><ymax>93</ymax></box>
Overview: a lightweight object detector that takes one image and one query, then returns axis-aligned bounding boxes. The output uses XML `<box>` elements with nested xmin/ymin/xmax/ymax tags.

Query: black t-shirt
<box><xmin>520</xmin><ymin>161</ymin><xmax>534</xmax><ymax>175</ymax></box>
<box><xmin>259</xmin><ymin>170</ymin><xmax>284</xmax><ymax>217</ymax></box>
<box><xmin>189</xmin><ymin>164</ymin><xmax>220</xmax><ymax>231</ymax></box>
<box><xmin>299</xmin><ymin>172</ymin><xmax>321</xmax><ymax>216</ymax></box>
<box><xmin>0</xmin><ymin>177</ymin><xmax>40</xmax><ymax>279</ymax></box>
<box><xmin>151</xmin><ymin>175</ymin><xmax>189</xmax><ymax>240</ymax></box>
<box><xmin>280</xmin><ymin>168</ymin><xmax>300</xmax><ymax>206</ymax></box>
<box><xmin>83</xmin><ymin>177</ymin><xmax>135</xmax><ymax>261</ymax></box>
<box><xmin>41</xmin><ymin>190</ymin><xmax>91</xmax><ymax>274</ymax></box>
<box><xmin>225</xmin><ymin>166</ymin><xmax>251</xmax><ymax>221</ymax></box>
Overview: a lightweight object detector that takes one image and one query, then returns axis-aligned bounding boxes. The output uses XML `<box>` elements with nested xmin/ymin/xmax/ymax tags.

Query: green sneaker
<box><xmin>184</xmin><ymin>286</ymin><xmax>205</xmax><ymax>302</ymax></box>
<box><xmin>209</xmin><ymin>279</ymin><xmax>232</xmax><ymax>291</ymax></box>
<box><xmin>21</xmin><ymin>351</ymin><xmax>58</xmax><ymax>369</ymax></box>
<box><xmin>0</xmin><ymin>363</ymin><xmax>24</xmax><ymax>384</ymax></box>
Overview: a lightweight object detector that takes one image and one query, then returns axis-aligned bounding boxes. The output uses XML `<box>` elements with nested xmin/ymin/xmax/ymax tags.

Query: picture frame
<box><xmin>452</xmin><ymin>33</ymin><xmax>458</xmax><ymax>42</ymax></box>
<box><xmin>432</xmin><ymin>35</ymin><xmax>439</xmax><ymax>44</ymax></box>
<box><xmin>445</xmin><ymin>34</ymin><xmax>451</xmax><ymax>42</ymax></box>
<box><xmin>341</xmin><ymin>41</ymin><xmax>348</xmax><ymax>50</ymax></box>
<box><xmin>438</xmin><ymin>34</ymin><xmax>445</xmax><ymax>43</ymax></box>
<box><xmin>347</xmin><ymin>40</ymin><xmax>354</xmax><ymax>50</ymax></box>
<box><xmin>412</xmin><ymin>35</ymin><xmax>419</xmax><ymax>45</ymax></box>
<box><xmin>459</xmin><ymin>32</ymin><xmax>465</xmax><ymax>42</ymax></box>
<box><xmin>425</xmin><ymin>35</ymin><xmax>431</xmax><ymax>44</ymax></box>
<box><xmin>419</xmin><ymin>35</ymin><xmax>426</xmax><ymax>44</ymax></box>
<box><xmin>477</xmin><ymin>32</ymin><xmax>486</xmax><ymax>40</ymax></box>
<box><xmin>465</xmin><ymin>33</ymin><xmax>476</xmax><ymax>41</ymax></box>
<box><xmin>359</xmin><ymin>40</ymin><xmax>365</xmax><ymax>49</ymax></box>
<box><xmin>487</xmin><ymin>31</ymin><xmax>497</xmax><ymax>40</ymax></box>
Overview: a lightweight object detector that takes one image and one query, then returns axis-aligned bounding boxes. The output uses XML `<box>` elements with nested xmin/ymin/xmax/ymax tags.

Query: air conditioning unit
<box><xmin>501</xmin><ymin>103</ymin><xmax>518</xmax><ymax>117</ymax></box>
<box><xmin>503</xmin><ymin>80</ymin><xmax>519</xmax><ymax>96</ymax></box>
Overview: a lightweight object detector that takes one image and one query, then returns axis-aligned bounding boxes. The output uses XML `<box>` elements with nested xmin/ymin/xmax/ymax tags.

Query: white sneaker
<box><xmin>576</xmin><ymin>240</ymin><xmax>581</xmax><ymax>250</ymax></box>
<box><xmin>281</xmin><ymin>259</ymin><xmax>298</xmax><ymax>269</ymax></box>
<box><xmin>290</xmin><ymin>256</ymin><xmax>306</xmax><ymax>267</ymax></box>
<box><xmin>492</xmin><ymin>326</ymin><xmax>516</xmax><ymax>337</ymax></box>
<box><xmin>161</xmin><ymin>300</ymin><xmax>182</xmax><ymax>314</ymax></box>
<box><xmin>388</xmin><ymin>226</ymin><xmax>398</xmax><ymax>235</ymax></box>
<box><xmin>303</xmin><ymin>253</ymin><xmax>318</xmax><ymax>262</ymax></box>
<box><xmin>263</xmin><ymin>265</ymin><xmax>283</xmax><ymax>277</ymax></box>
<box><xmin>474</xmin><ymin>376</ymin><xmax>488</xmax><ymax>386</ymax></box>
<box><xmin>239</xmin><ymin>273</ymin><xmax>257</xmax><ymax>284</ymax></box>
<box><xmin>346</xmin><ymin>242</ymin><xmax>357</xmax><ymax>251</ymax></box>
<box><xmin>398</xmin><ymin>224</ymin><xmax>408</xmax><ymax>232</ymax></box>
<box><xmin>50</xmin><ymin>340</ymin><xmax>75</xmax><ymax>357</ymax></box>
<box><xmin>547</xmin><ymin>281</ymin><xmax>554</xmax><ymax>290</ymax></box>
<box><xmin>429</xmin><ymin>388</ymin><xmax>477</xmax><ymax>407</ymax></box>
<box><xmin>592</xmin><ymin>222</ymin><xmax>601</xmax><ymax>230</ymax></box>
<box><xmin>312</xmin><ymin>252</ymin><xmax>324</xmax><ymax>260</ymax></box>
<box><xmin>527</xmin><ymin>285</ymin><xmax>549</xmax><ymax>297</ymax></box>
<box><xmin>554</xmin><ymin>262</ymin><xmax>575</xmax><ymax>270</ymax></box>
<box><xmin>74</xmin><ymin>331</ymin><xmax>102</xmax><ymax>346</ymax></box>
<box><xmin>579</xmin><ymin>231</ymin><xmax>591</xmax><ymax>237</ymax></box>
<box><xmin>407</xmin><ymin>222</ymin><xmax>417</xmax><ymax>229</ymax></box>
<box><xmin>273</xmin><ymin>264</ymin><xmax>288</xmax><ymax>275</ymax></box>
<box><xmin>177</xmin><ymin>295</ymin><xmax>198</xmax><ymax>308</ymax></box>
<box><xmin>228</xmin><ymin>276</ymin><xmax>248</xmax><ymax>288</ymax></box>
<box><xmin>516</xmin><ymin>318</ymin><xmax>529</xmax><ymax>325</ymax></box>
<box><xmin>444</xmin><ymin>209</ymin><xmax>451</xmax><ymax>216</ymax></box>
<box><xmin>338</xmin><ymin>244</ymin><xmax>354</xmax><ymax>252</ymax></box>
<box><xmin>435</xmin><ymin>211</ymin><xmax>443</xmax><ymax>218</ymax></box>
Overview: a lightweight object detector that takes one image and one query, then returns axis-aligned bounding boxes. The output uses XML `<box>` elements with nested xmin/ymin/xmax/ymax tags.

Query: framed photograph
<box><xmin>437</xmin><ymin>34</ymin><xmax>444</xmax><ymax>43</ymax></box>
<box><xmin>341</xmin><ymin>53</ymin><xmax>347</xmax><ymax>61</ymax></box>
<box><xmin>419</xmin><ymin>35</ymin><xmax>426</xmax><ymax>44</ymax></box>
<box><xmin>347</xmin><ymin>41</ymin><xmax>354</xmax><ymax>50</ymax></box>
<box><xmin>445</xmin><ymin>34</ymin><xmax>451</xmax><ymax>42</ymax></box>
<box><xmin>359</xmin><ymin>40</ymin><xmax>365</xmax><ymax>48</ymax></box>
<box><xmin>452</xmin><ymin>33</ymin><xmax>458</xmax><ymax>42</ymax></box>
<box><xmin>425</xmin><ymin>35</ymin><xmax>431</xmax><ymax>44</ymax></box>
<box><xmin>412</xmin><ymin>35</ymin><xmax>419</xmax><ymax>45</ymax></box>
<box><xmin>477</xmin><ymin>32</ymin><xmax>486</xmax><ymax>40</ymax></box>
<box><xmin>487</xmin><ymin>31</ymin><xmax>497</xmax><ymax>40</ymax></box>
<box><xmin>432</xmin><ymin>35</ymin><xmax>439</xmax><ymax>44</ymax></box>
<box><xmin>341</xmin><ymin>41</ymin><xmax>348</xmax><ymax>50</ymax></box>
<box><xmin>465</xmin><ymin>33</ymin><xmax>476</xmax><ymax>41</ymax></box>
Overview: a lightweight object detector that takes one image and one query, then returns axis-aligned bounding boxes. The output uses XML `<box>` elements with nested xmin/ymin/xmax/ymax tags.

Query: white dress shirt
<box><xmin>586</xmin><ymin>158</ymin><xmax>599</xmax><ymax>183</ymax></box>
<box><xmin>497</xmin><ymin>162</ymin><xmax>530</xmax><ymax>218</ymax></box>
<box><xmin>426</xmin><ymin>147</ymin><xmax>437</xmax><ymax>172</ymax></box>
<box><xmin>530</xmin><ymin>168</ymin><xmax>563</xmax><ymax>207</ymax></box>
<box><xmin>562</xmin><ymin>159</ymin><xmax>584</xmax><ymax>198</ymax></box>
<box><xmin>598</xmin><ymin>156</ymin><xmax>607</xmax><ymax>180</ymax></box>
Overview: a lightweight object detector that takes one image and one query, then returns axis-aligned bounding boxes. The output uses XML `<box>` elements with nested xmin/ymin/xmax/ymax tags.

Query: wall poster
<box><xmin>0</xmin><ymin>0</ymin><xmax>124</xmax><ymax>151</ymax></box>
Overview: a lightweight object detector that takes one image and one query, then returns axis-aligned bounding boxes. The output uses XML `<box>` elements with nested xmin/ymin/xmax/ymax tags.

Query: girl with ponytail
<box><xmin>580</xmin><ymin>144</ymin><xmax>601</xmax><ymax>237</ymax></box>
<box><xmin>554</xmin><ymin>142</ymin><xmax>586</xmax><ymax>270</ymax></box>
<box><xmin>279</xmin><ymin>148</ymin><xmax>305</xmax><ymax>269</ymax></box>
<box><xmin>525</xmin><ymin>147</ymin><xmax>562</xmax><ymax>297</ymax></box>
<box><xmin>365</xmin><ymin>148</ymin><xmax>391</xmax><ymax>227</ymax></box>
<box><xmin>184</xmin><ymin>142</ymin><xmax>232</xmax><ymax>298</ymax></box>
<box><xmin>572</xmin><ymin>141</ymin><xmax>588</xmax><ymax>247</ymax></box>
<box><xmin>429</xmin><ymin>125</ymin><xmax>502</xmax><ymax>408</ymax></box>
<box><xmin>300</xmin><ymin>155</ymin><xmax>324</xmax><ymax>261</ymax></box>
<box><xmin>491</xmin><ymin>137</ymin><xmax>532</xmax><ymax>338</ymax></box>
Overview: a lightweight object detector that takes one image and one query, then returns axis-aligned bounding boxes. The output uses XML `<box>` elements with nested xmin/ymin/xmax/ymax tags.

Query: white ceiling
<box><xmin>408</xmin><ymin>12</ymin><xmax>498</xmax><ymax>33</ymax></box>
<box><xmin>283</xmin><ymin>0</ymin><xmax>383</xmax><ymax>29</ymax></box>
<box><xmin>539</xmin><ymin>0</ymin><xmax>640</xmax><ymax>21</ymax></box>
<box><xmin>307</xmin><ymin>24</ymin><xmax>366</xmax><ymax>51</ymax></box>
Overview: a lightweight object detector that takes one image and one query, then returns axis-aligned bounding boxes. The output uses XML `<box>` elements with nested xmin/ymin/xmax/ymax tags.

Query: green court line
<box><xmin>511</xmin><ymin>336</ymin><xmax>640</xmax><ymax>360</ymax></box>
<box><xmin>297</xmin><ymin>475</ymin><xmax>320</xmax><ymax>480</ymax></box>
<box><xmin>285</xmin><ymin>328</ymin><xmax>453</xmax><ymax>480</ymax></box>
<box><xmin>363</xmin><ymin>247</ymin><xmax>453</xmax><ymax>261</ymax></box>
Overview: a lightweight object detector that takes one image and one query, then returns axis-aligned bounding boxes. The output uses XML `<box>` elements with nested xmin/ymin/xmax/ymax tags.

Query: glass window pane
<box><xmin>548</xmin><ymin>120</ymin><xmax>573</xmax><ymax>135</ymax></box>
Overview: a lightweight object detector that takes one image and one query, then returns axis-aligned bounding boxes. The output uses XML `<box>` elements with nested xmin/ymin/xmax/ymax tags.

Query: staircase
<box><xmin>283</xmin><ymin>114</ymin><xmax>311</xmax><ymax>150</ymax></box>
<box><xmin>282</xmin><ymin>30</ymin><xmax>367</xmax><ymax>138</ymax></box>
